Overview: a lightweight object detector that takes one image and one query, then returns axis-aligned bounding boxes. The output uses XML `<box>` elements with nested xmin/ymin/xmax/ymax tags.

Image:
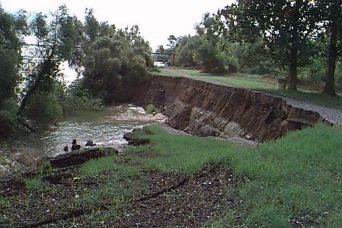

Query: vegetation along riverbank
<box><xmin>1</xmin><ymin>124</ymin><xmax>341</xmax><ymax>227</ymax></box>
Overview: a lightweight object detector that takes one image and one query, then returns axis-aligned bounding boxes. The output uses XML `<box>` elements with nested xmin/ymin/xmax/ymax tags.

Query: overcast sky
<box><xmin>1</xmin><ymin>0</ymin><xmax>234</xmax><ymax>50</ymax></box>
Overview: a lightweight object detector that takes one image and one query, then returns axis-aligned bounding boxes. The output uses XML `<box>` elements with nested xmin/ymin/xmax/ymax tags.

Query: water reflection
<box><xmin>7</xmin><ymin>104</ymin><xmax>166</xmax><ymax>157</ymax></box>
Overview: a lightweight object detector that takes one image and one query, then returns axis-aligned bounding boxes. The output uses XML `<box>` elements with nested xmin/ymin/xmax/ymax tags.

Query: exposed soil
<box><xmin>133</xmin><ymin>76</ymin><xmax>331</xmax><ymax>142</ymax></box>
<box><xmin>115</xmin><ymin>166</ymin><xmax>238</xmax><ymax>227</ymax></box>
<box><xmin>0</xmin><ymin>150</ymin><xmax>240</xmax><ymax>227</ymax></box>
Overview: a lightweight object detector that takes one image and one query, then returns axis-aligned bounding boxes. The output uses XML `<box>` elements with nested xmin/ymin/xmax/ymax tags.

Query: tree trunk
<box><xmin>323</xmin><ymin>0</ymin><xmax>340</xmax><ymax>97</ymax></box>
<box><xmin>287</xmin><ymin>0</ymin><xmax>300</xmax><ymax>90</ymax></box>
<box><xmin>17</xmin><ymin>54</ymin><xmax>54</xmax><ymax>116</ymax></box>
<box><xmin>288</xmin><ymin>47</ymin><xmax>298</xmax><ymax>90</ymax></box>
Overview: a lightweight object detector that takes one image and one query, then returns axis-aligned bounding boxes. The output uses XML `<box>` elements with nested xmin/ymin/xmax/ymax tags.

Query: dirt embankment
<box><xmin>134</xmin><ymin>76</ymin><xmax>329</xmax><ymax>142</ymax></box>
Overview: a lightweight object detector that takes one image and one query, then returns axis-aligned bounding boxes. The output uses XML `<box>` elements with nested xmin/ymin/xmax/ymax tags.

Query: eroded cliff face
<box><xmin>134</xmin><ymin>76</ymin><xmax>327</xmax><ymax>142</ymax></box>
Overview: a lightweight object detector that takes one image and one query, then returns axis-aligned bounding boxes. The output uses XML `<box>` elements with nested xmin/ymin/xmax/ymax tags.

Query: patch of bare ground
<box><xmin>0</xmin><ymin>152</ymin><xmax>240</xmax><ymax>227</ymax></box>
<box><xmin>115</xmin><ymin>165</ymin><xmax>239</xmax><ymax>227</ymax></box>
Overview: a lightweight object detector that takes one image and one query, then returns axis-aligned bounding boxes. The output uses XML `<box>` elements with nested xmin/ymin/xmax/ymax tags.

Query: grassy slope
<box><xmin>155</xmin><ymin>68</ymin><xmax>342</xmax><ymax>110</ymax></box>
<box><xmin>127</xmin><ymin>124</ymin><xmax>342</xmax><ymax>227</ymax></box>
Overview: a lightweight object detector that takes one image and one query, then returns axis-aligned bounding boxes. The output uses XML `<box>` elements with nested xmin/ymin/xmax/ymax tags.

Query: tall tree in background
<box><xmin>322</xmin><ymin>0</ymin><xmax>341</xmax><ymax>96</ymax></box>
<box><xmin>18</xmin><ymin>5</ymin><xmax>81</xmax><ymax>119</ymax></box>
<box><xmin>167</xmin><ymin>35</ymin><xmax>177</xmax><ymax>49</ymax></box>
<box><xmin>221</xmin><ymin>0</ymin><xmax>320</xmax><ymax>90</ymax></box>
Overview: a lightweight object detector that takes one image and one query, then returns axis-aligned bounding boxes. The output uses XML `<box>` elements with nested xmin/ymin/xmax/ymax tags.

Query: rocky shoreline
<box><xmin>0</xmin><ymin>150</ymin><xmax>42</xmax><ymax>179</ymax></box>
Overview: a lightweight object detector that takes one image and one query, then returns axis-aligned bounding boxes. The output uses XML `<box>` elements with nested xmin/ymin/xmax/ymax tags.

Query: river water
<box><xmin>5</xmin><ymin>104</ymin><xmax>166</xmax><ymax>157</ymax></box>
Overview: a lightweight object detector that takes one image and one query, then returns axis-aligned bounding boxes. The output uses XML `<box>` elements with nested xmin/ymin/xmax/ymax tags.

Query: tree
<box><xmin>0</xmin><ymin>6</ymin><xmax>26</xmax><ymax>137</ymax></box>
<box><xmin>84</xmin><ymin>8</ymin><xmax>99</xmax><ymax>42</ymax></box>
<box><xmin>167</xmin><ymin>35</ymin><xmax>177</xmax><ymax>49</ymax></box>
<box><xmin>322</xmin><ymin>0</ymin><xmax>342</xmax><ymax>96</ymax></box>
<box><xmin>18</xmin><ymin>5</ymin><xmax>81</xmax><ymax>117</ymax></box>
<box><xmin>173</xmin><ymin>35</ymin><xmax>199</xmax><ymax>67</ymax></box>
<box><xmin>0</xmin><ymin>7</ymin><xmax>23</xmax><ymax>104</ymax></box>
<box><xmin>81</xmin><ymin>15</ymin><xmax>152</xmax><ymax>103</ymax></box>
<box><xmin>156</xmin><ymin>45</ymin><xmax>165</xmax><ymax>54</ymax></box>
<box><xmin>220</xmin><ymin>0</ymin><xmax>320</xmax><ymax>89</ymax></box>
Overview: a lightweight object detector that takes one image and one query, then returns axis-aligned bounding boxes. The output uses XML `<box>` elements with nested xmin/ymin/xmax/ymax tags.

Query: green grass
<box><xmin>127</xmin><ymin>125</ymin><xmax>244</xmax><ymax>174</ymax></box>
<box><xmin>0</xmin><ymin>196</ymin><xmax>10</xmax><ymax>208</ymax></box>
<box><xmin>79</xmin><ymin>155</ymin><xmax>118</xmax><ymax>177</ymax></box>
<box><xmin>127</xmin><ymin>124</ymin><xmax>342</xmax><ymax>227</ymax></box>
<box><xmin>153</xmin><ymin>68</ymin><xmax>179</xmax><ymax>77</ymax></box>
<box><xmin>166</xmin><ymin>68</ymin><xmax>276</xmax><ymax>89</ymax></box>
<box><xmin>77</xmin><ymin>155</ymin><xmax>143</xmax><ymax>213</ymax></box>
<box><xmin>24</xmin><ymin>177</ymin><xmax>48</xmax><ymax>190</ymax></box>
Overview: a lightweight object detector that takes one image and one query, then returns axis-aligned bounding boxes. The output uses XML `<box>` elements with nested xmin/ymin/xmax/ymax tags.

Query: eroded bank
<box><xmin>133</xmin><ymin>76</ymin><xmax>329</xmax><ymax>142</ymax></box>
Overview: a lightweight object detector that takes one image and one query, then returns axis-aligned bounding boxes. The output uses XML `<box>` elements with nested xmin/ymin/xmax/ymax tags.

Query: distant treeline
<box><xmin>156</xmin><ymin>0</ymin><xmax>341</xmax><ymax>95</ymax></box>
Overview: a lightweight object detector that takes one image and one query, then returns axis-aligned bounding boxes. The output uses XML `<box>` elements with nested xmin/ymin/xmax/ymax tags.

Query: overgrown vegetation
<box><xmin>0</xmin><ymin>5</ymin><xmax>153</xmax><ymax>138</ymax></box>
<box><xmin>81</xmin><ymin>11</ymin><xmax>153</xmax><ymax>103</ymax></box>
<box><xmin>77</xmin><ymin>156</ymin><xmax>143</xmax><ymax>211</ymax></box>
<box><xmin>0</xmin><ymin>124</ymin><xmax>340</xmax><ymax>226</ymax></box>
<box><xmin>24</xmin><ymin>177</ymin><xmax>48</xmax><ymax>190</ymax></box>
<box><xmin>60</xmin><ymin>80</ymin><xmax>104</xmax><ymax>114</ymax></box>
<box><xmin>126</xmin><ymin>124</ymin><xmax>342</xmax><ymax>227</ymax></box>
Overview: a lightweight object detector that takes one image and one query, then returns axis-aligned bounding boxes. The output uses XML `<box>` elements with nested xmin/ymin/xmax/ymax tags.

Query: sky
<box><xmin>1</xmin><ymin>0</ymin><xmax>234</xmax><ymax>50</ymax></box>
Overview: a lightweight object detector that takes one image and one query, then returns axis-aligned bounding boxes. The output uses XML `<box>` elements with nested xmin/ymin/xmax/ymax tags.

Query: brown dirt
<box><xmin>115</xmin><ymin>166</ymin><xmax>238</xmax><ymax>227</ymax></box>
<box><xmin>0</xmin><ymin>154</ymin><xmax>240</xmax><ymax>227</ymax></box>
<box><xmin>133</xmin><ymin>76</ymin><xmax>329</xmax><ymax>142</ymax></box>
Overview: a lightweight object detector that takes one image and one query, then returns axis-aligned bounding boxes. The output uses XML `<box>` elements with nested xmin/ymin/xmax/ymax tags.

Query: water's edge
<box><xmin>0</xmin><ymin>104</ymin><xmax>166</xmax><ymax>177</ymax></box>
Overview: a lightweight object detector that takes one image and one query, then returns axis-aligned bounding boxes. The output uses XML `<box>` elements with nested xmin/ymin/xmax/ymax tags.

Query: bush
<box><xmin>82</xmin><ymin>24</ymin><xmax>152</xmax><ymax>104</ymax></box>
<box><xmin>335</xmin><ymin>61</ymin><xmax>342</xmax><ymax>91</ymax></box>
<box><xmin>61</xmin><ymin>95</ymin><xmax>104</xmax><ymax>113</ymax></box>
<box><xmin>195</xmin><ymin>39</ymin><xmax>226</xmax><ymax>74</ymax></box>
<box><xmin>26</xmin><ymin>92</ymin><xmax>63</xmax><ymax>123</ymax></box>
<box><xmin>61</xmin><ymin>81</ymin><xmax>104</xmax><ymax>113</ymax></box>
<box><xmin>24</xmin><ymin>178</ymin><xmax>47</xmax><ymax>190</ymax></box>
<box><xmin>0</xmin><ymin>99</ymin><xmax>18</xmax><ymax>138</ymax></box>
<box><xmin>299</xmin><ymin>57</ymin><xmax>325</xmax><ymax>82</ymax></box>
<box><xmin>231</xmin><ymin>42</ymin><xmax>275</xmax><ymax>75</ymax></box>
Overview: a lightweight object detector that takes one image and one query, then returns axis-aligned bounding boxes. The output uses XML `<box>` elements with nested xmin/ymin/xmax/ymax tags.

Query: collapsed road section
<box><xmin>134</xmin><ymin>76</ymin><xmax>330</xmax><ymax>142</ymax></box>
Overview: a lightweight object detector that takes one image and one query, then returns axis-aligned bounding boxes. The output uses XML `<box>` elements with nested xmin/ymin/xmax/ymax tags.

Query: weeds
<box><xmin>0</xmin><ymin>196</ymin><xmax>10</xmax><ymax>208</ymax></box>
<box><xmin>128</xmin><ymin>124</ymin><xmax>342</xmax><ymax>227</ymax></box>
<box><xmin>127</xmin><ymin>124</ymin><xmax>244</xmax><ymax>174</ymax></box>
<box><xmin>24</xmin><ymin>177</ymin><xmax>48</xmax><ymax>191</ymax></box>
<box><xmin>79</xmin><ymin>156</ymin><xmax>117</xmax><ymax>177</ymax></box>
<box><xmin>76</xmin><ymin>156</ymin><xmax>144</xmax><ymax>215</ymax></box>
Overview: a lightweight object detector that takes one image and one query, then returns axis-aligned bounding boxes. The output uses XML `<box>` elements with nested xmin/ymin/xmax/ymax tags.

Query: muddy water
<box><xmin>6</xmin><ymin>104</ymin><xmax>166</xmax><ymax>157</ymax></box>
